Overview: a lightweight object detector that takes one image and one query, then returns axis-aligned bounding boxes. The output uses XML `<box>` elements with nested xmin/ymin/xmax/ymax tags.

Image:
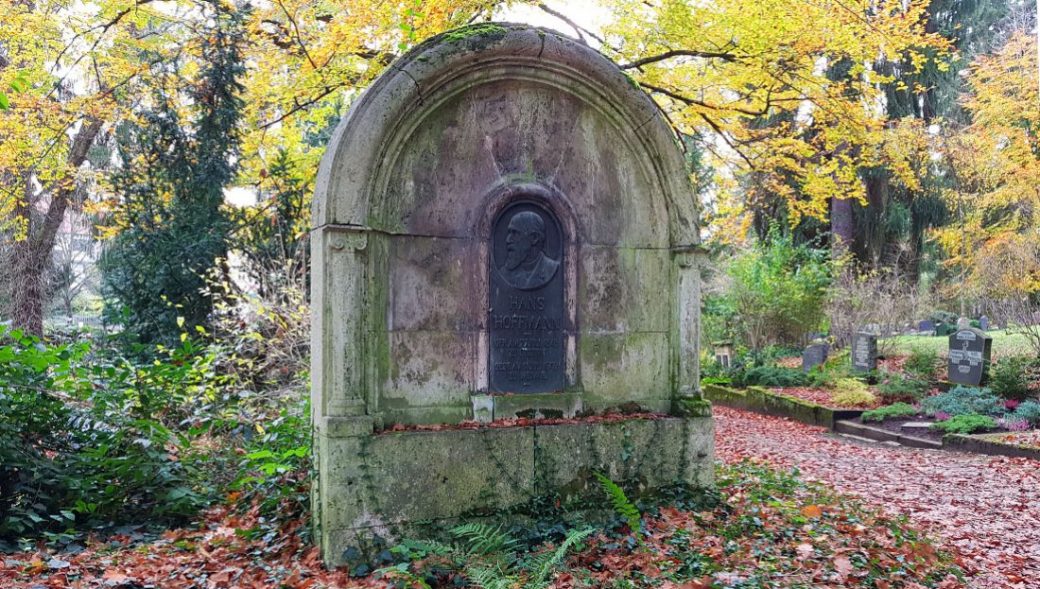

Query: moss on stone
<box><xmin>442</xmin><ymin>23</ymin><xmax>508</xmax><ymax>44</ymax></box>
<box><xmin>674</xmin><ymin>396</ymin><xmax>712</xmax><ymax>418</ymax></box>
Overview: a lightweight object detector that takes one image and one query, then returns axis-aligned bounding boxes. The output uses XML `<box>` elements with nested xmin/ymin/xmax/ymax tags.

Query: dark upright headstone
<box><xmin>979</xmin><ymin>315</ymin><xmax>989</xmax><ymax>331</ymax></box>
<box><xmin>851</xmin><ymin>332</ymin><xmax>878</xmax><ymax>372</ymax></box>
<box><xmin>802</xmin><ymin>343</ymin><xmax>829</xmax><ymax>373</ymax></box>
<box><xmin>918</xmin><ymin>320</ymin><xmax>935</xmax><ymax>334</ymax></box>
<box><xmin>489</xmin><ymin>202</ymin><xmax>566</xmax><ymax>393</ymax></box>
<box><xmin>947</xmin><ymin>327</ymin><xmax>993</xmax><ymax>386</ymax></box>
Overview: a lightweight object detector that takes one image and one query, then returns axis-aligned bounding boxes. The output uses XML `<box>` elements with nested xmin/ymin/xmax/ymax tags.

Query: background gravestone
<box><xmin>802</xmin><ymin>342</ymin><xmax>829</xmax><ymax>372</ymax></box>
<box><xmin>851</xmin><ymin>332</ymin><xmax>878</xmax><ymax>372</ymax></box>
<box><xmin>309</xmin><ymin>23</ymin><xmax>713</xmax><ymax>565</ymax></box>
<box><xmin>948</xmin><ymin>327</ymin><xmax>993</xmax><ymax>386</ymax></box>
<box><xmin>979</xmin><ymin>315</ymin><xmax>989</xmax><ymax>331</ymax></box>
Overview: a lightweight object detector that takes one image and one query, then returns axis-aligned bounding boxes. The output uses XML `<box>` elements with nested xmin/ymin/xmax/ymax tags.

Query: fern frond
<box><xmin>594</xmin><ymin>472</ymin><xmax>642</xmax><ymax>536</ymax></box>
<box><xmin>527</xmin><ymin>527</ymin><xmax>596</xmax><ymax>587</ymax></box>
<box><xmin>451</xmin><ymin>522</ymin><xmax>518</xmax><ymax>555</ymax></box>
<box><xmin>464</xmin><ymin>564</ymin><xmax>520</xmax><ymax>589</ymax></box>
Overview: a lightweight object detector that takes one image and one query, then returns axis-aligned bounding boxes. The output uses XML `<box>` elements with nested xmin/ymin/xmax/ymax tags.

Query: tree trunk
<box><xmin>831</xmin><ymin>195</ymin><xmax>855</xmax><ymax>254</ymax></box>
<box><xmin>10</xmin><ymin>119</ymin><xmax>101</xmax><ymax>336</ymax></box>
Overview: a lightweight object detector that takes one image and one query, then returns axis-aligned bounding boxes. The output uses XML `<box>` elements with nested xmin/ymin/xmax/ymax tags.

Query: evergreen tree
<box><xmin>100</xmin><ymin>1</ymin><xmax>246</xmax><ymax>345</ymax></box>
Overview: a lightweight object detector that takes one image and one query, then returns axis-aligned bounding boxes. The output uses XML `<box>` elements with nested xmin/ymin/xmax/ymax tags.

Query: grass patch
<box><xmin>885</xmin><ymin>331</ymin><xmax>1034</xmax><ymax>358</ymax></box>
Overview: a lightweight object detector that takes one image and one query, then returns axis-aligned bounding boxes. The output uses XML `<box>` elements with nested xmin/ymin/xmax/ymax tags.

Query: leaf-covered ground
<box><xmin>715</xmin><ymin>406</ymin><xmax>1040</xmax><ymax>588</ymax></box>
<box><xmin>7</xmin><ymin>406</ymin><xmax>1027</xmax><ymax>588</ymax></box>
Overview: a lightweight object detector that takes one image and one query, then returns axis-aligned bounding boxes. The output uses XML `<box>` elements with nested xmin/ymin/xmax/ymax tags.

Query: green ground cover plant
<box><xmin>930</xmin><ymin>414</ymin><xmax>997</xmax><ymax>435</ymax></box>
<box><xmin>921</xmin><ymin>386</ymin><xmax>1003</xmax><ymax>418</ymax></box>
<box><xmin>861</xmin><ymin>403</ymin><xmax>919</xmax><ymax>422</ymax></box>
<box><xmin>831</xmin><ymin>378</ymin><xmax>877</xmax><ymax>407</ymax></box>
<box><xmin>1012</xmin><ymin>400</ymin><xmax>1040</xmax><ymax>426</ymax></box>
<box><xmin>730</xmin><ymin>365</ymin><xmax>811</xmax><ymax>388</ymax></box>
<box><xmin>876</xmin><ymin>372</ymin><xmax>930</xmax><ymax>403</ymax></box>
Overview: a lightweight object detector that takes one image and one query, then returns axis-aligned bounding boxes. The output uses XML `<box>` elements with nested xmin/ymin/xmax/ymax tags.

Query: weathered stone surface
<box><xmin>310</xmin><ymin>22</ymin><xmax>711</xmax><ymax>565</ymax></box>
<box><xmin>319</xmin><ymin>416</ymin><xmax>713</xmax><ymax>566</ymax></box>
<box><xmin>581</xmin><ymin>246</ymin><xmax>671</xmax><ymax>333</ymax></box>
<box><xmin>580</xmin><ymin>332</ymin><xmax>670</xmax><ymax>407</ymax></box>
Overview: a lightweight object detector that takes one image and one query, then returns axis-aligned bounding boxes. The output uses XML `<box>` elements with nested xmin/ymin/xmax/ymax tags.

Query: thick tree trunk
<box><xmin>831</xmin><ymin>196</ymin><xmax>855</xmax><ymax>254</ymax></box>
<box><xmin>10</xmin><ymin>119</ymin><xmax>101</xmax><ymax>336</ymax></box>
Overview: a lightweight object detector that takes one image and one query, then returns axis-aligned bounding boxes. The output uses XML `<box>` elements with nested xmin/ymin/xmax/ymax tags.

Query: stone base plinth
<box><xmin>313</xmin><ymin>413</ymin><xmax>714</xmax><ymax>567</ymax></box>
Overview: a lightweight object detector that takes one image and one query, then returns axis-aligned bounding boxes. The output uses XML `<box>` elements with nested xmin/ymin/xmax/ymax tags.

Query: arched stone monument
<box><xmin>311</xmin><ymin>23</ymin><xmax>713</xmax><ymax>565</ymax></box>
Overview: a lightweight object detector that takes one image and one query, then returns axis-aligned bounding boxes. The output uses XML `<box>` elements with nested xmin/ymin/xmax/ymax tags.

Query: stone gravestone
<box><xmin>948</xmin><ymin>327</ymin><xmax>993</xmax><ymax>386</ymax></box>
<box><xmin>979</xmin><ymin>315</ymin><xmax>989</xmax><ymax>331</ymax></box>
<box><xmin>918</xmin><ymin>320</ymin><xmax>935</xmax><ymax>334</ymax></box>
<box><xmin>310</xmin><ymin>23</ymin><xmax>713</xmax><ymax>566</ymax></box>
<box><xmin>802</xmin><ymin>342</ymin><xmax>829</xmax><ymax>372</ymax></box>
<box><xmin>851</xmin><ymin>332</ymin><xmax>878</xmax><ymax>372</ymax></box>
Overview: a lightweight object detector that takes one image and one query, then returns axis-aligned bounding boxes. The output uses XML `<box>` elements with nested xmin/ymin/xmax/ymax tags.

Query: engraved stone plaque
<box><xmin>948</xmin><ymin>327</ymin><xmax>992</xmax><ymax>386</ymax></box>
<box><xmin>851</xmin><ymin>332</ymin><xmax>878</xmax><ymax>372</ymax></box>
<box><xmin>489</xmin><ymin>202</ymin><xmax>565</xmax><ymax>393</ymax></box>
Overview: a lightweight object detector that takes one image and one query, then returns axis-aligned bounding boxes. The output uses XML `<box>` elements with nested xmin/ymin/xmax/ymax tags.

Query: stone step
<box><xmin>837</xmin><ymin>433</ymin><xmax>884</xmax><ymax>445</ymax></box>
<box><xmin>900</xmin><ymin>421</ymin><xmax>934</xmax><ymax>432</ymax></box>
<box><xmin>834</xmin><ymin>420</ymin><xmax>943</xmax><ymax>450</ymax></box>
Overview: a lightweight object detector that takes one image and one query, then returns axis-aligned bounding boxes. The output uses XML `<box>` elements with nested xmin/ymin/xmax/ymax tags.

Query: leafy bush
<box><xmin>726</xmin><ymin>230</ymin><xmax>831</xmax><ymax>350</ymax></box>
<box><xmin>876</xmin><ymin>373</ymin><xmax>929</xmax><ymax>403</ymax></box>
<box><xmin>861</xmin><ymin>403</ymin><xmax>918</xmax><ymax>422</ymax></box>
<box><xmin>1013</xmin><ymin>400</ymin><xmax>1040</xmax><ymax>426</ymax></box>
<box><xmin>830</xmin><ymin>378</ymin><xmax>877</xmax><ymax>408</ymax></box>
<box><xmin>920</xmin><ymin>386</ymin><xmax>1003</xmax><ymax>418</ymax></box>
<box><xmin>989</xmin><ymin>356</ymin><xmax>1031</xmax><ymax>401</ymax></box>
<box><xmin>0</xmin><ymin>328</ymin><xmax>203</xmax><ymax>542</ymax></box>
<box><xmin>903</xmin><ymin>348</ymin><xmax>939</xmax><ymax>382</ymax></box>
<box><xmin>930</xmin><ymin>414</ymin><xmax>997</xmax><ymax>435</ymax></box>
<box><xmin>730</xmin><ymin>365</ymin><xmax>810</xmax><ymax>388</ymax></box>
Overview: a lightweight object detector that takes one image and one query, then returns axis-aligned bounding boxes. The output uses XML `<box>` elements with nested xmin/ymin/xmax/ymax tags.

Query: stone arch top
<box><xmin>313</xmin><ymin>22</ymin><xmax>700</xmax><ymax>248</ymax></box>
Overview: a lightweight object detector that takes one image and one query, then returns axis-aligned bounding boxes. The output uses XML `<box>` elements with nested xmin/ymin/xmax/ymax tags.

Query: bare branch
<box><xmin>621</xmin><ymin>49</ymin><xmax>740</xmax><ymax>70</ymax></box>
<box><xmin>638</xmin><ymin>81</ymin><xmax>769</xmax><ymax>117</ymax></box>
<box><xmin>536</xmin><ymin>3</ymin><xmax>605</xmax><ymax>45</ymax></box>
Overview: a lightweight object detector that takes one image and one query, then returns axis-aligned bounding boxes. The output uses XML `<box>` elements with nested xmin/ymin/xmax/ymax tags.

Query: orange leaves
<box><xmin>800</xmin><ymin>504</ymin><xmax>824</xmax><ymax>518</ymax></box>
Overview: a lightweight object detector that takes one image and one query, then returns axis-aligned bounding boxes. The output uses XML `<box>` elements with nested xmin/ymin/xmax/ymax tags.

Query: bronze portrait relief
<box><xmin>498</xmin><ymin>210</ymin><xmax>560</xmax><ymax>290</ymax></box>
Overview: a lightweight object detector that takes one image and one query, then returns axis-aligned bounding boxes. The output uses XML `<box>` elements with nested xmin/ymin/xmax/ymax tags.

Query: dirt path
<box><xmin>713</xmin><ymin>406</ymin><xmax>1040</xmax><ymax>589</ymax></box>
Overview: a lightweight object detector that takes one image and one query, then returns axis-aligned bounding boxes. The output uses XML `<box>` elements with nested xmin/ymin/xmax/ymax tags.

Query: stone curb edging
<box><xmin>943</xmin><ymin>432</ymin><xmax>1040</xmax><ymax>460</ymax></box>
<box><xmin>705</xmin><ymin>383</ymin><xmax>1040</xmax><ymax>461</ymax></box>
<box><xmin>702</xmin><ymin>384</ymin><xmax>863</xmax><ymax>429</ymax></box>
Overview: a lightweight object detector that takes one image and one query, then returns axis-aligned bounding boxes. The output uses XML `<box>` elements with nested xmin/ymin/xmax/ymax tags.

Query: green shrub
<box><xmin>876</xmin><ymin>373</ymin><xmax>929</xmax><ymax>403</ymax></box>
<box><xmin>920</xmin><ymin>386</ymin><xmax>1002</xmax><ymax>418</ymax></box>
<box><xmin>807</xmin><ymin>354</ymin><xmax>850</xmax><ymax>388</ymax></box>
<box><xmin>989</xmin><ymin>356</ymin><xmax>1031</xmax><ymax>401</ymax></box>
<box><xmin>1013</xmin><ymin>400</ymin><xmax>1040</xmax><ymax>426</ymax></box>
<box><xmin>930</xmin><ymin>414</ymin><xmax>997</xmax><ymax>435</ymax></box>
<box><xmin>903</xmin><ymin>348</ymin><xmax>939</xmax><ymax>382</ymax></box>
<box><xmin>730</xmin><ymin>365</ymin><xmax>810</xmax><ymax>388</ymax></box>
<box><xmin>0</xmin><ymin>328</ymin><xmax>203</xmax><ymax>541</ymax></box>
<box><xmin>830</xmin><ymin>378</ymin><xmax>876</xmax><ymax>407</ymax></box>
<box><xmin>726</xmin><ymin>229</ymin><xmax>831</xmax><ymax>350</ymax></box>
<box><xmin>861</xmin><ymin>403</ymin><xmax>919</xmax><ymax>422</ymax></box>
